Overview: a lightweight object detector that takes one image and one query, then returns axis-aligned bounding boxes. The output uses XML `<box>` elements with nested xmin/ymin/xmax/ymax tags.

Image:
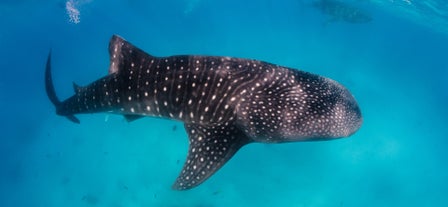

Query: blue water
<box><xmin>1</xmin><ymin>0</ymin><xmax>447</xmax><ymax>206</ymax></box>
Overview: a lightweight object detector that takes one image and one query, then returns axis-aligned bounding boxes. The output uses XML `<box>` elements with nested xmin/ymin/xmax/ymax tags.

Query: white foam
<box><xmin>66</xmin><ymin>0</ymin><xmax>80</xmax><ymax>24</ymax></box>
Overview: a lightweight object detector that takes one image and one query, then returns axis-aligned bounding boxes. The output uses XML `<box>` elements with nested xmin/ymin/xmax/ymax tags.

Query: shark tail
<box><xmin>45</xmin><ymin>50</ymin><xmax>80</xmax><ymax>124</ymax></box>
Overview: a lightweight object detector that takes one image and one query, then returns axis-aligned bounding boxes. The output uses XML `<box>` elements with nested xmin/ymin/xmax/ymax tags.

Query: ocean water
<box><xmin>1</xmin><ymin>0</ymin><xmax>447</xmax><ymax>206</ymax></box>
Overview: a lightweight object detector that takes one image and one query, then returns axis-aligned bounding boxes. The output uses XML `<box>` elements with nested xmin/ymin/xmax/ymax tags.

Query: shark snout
<box><xmin>331</xmin><ymin>80</ymin><xmax>363</xmax><ymax>137</ymax></box>
<box><xmin>343</xmin><ymin>91</ymin><xmax>362</xmax><ymax>136</ymax></box>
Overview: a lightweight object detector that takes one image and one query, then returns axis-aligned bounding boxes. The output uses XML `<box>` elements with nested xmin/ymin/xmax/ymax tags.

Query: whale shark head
<box><xmin>234</xmin><ymin>66</ymin><xmax>362</xmax><ymax>143</ymax></box>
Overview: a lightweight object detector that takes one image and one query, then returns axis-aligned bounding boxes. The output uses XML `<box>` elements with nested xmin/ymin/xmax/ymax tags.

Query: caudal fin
<box><xmin>45</xmin><ymin>50</ymin><xmax>80</xmax><ymax>124</ymax></box>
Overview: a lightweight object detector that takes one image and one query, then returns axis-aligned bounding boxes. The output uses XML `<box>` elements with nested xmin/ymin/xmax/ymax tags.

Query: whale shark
<box><xmin>312</xmin><ymin>0</ymin><xmax>372</xmax><ymax>24</ymax></box>
<box><xmin>45</xmin><ymin>35</ymin><xmax>362</xmax><ymax>190</ymax></box>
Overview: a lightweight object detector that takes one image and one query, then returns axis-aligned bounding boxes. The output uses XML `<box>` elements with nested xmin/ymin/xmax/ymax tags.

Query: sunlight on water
<box><xmin>373</xmin><ymin>0</ymin><xmax>448</xmax><ymax>34</ymax></box>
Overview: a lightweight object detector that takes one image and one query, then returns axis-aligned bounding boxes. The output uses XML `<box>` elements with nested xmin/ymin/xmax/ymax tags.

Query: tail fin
<box><xmin>45</xmin><ymin>50</ymin><xmax>80</xmax><ymax>124</ymax></box>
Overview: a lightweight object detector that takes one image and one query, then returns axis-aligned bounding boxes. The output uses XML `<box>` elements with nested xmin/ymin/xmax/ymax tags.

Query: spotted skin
<box><xmin>178</xmin><ymin>122</ymin><xmax>250</xmax><ymax>189</ymax></box>
<box><xmin>45</xmin><ymin>35</ymin><xmax>362</xmax><ymax>190</ymax></box>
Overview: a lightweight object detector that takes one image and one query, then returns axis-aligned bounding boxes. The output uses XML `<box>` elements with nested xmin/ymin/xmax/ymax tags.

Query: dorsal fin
<box><xmin>108</xmin><ymin>35</ymin><xmax>157</xmax><ymax>75</ymax></box>
<box><xmin>173</xmin><ymin>122</ymin><xmax>251</xmax><ymax>190</ymax></box>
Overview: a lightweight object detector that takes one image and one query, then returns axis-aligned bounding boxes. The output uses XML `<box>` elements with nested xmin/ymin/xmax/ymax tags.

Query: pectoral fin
<box><xmin>173</xmin><ymin>122</ymin><xmax>251</xmax><ymax>190</ymax></box>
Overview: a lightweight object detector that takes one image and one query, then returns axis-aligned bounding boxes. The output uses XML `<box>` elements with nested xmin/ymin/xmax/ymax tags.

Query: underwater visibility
<box><xmin>1</xmin><ymin>0</ymin><xmax>448</xmax><ymax>206</ymax></box>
